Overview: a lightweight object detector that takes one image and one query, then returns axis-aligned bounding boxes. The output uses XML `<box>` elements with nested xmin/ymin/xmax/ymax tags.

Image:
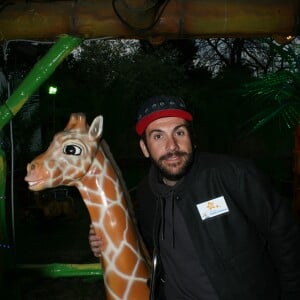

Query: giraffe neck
<box><xmin>75</xmin><ymin>148</ymin><xmax>150</xmax><ymax>300</ymax></box>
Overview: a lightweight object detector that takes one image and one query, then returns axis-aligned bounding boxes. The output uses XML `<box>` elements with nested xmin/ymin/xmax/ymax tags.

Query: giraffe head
<box><xmin>25</xmin><ymin>113</ymin><xmax>103</xmax><ymax>191</ymax></box>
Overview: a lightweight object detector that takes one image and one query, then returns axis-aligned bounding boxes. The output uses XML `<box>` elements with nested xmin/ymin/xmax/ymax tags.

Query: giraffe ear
<box><xmin>89</xmin><ymin>115</ymin><xmax>103</xmax><ymax>141</ymax></box>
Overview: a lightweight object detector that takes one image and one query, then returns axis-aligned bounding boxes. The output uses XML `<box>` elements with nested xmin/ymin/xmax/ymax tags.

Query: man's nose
<box><xmin>166</xmin><ymin>136</ymin><xmax>179</xmax><ymax>151</ymax></box>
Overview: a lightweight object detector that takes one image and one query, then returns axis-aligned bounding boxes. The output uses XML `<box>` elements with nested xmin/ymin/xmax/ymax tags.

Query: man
<box><xmin>89</xmin><ymin>95</ymin><xmax>300</xmax><ymax>299</ymax></box>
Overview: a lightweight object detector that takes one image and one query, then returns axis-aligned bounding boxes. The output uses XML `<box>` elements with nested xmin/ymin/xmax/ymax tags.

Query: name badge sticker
<box><xmin>197</xmin><ymin>196</ymin><xmax>229</xmax><ymax>221</ymax></box>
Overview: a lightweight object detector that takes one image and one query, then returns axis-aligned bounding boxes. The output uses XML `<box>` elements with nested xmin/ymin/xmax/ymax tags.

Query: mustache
<box><xmin>159</xmin><ymin>151</ymin><xmax>188</xmax><ymax>161</ymax></box>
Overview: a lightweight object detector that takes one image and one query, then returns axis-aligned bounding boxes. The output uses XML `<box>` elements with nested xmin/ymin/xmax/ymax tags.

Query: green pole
<box><xmin>0</xmin><ymin>35</ymin><xmax>82</xmax><ymax>297</ymax></box>
<box><xmin>15</xmin><ymin>263</ymin><xmax>102</xmax><ymax>278</ymax></box>
<box><xmin>0</xmin><ymin>34</ymin><xmax>82</xmax><ymax>130</ymax></box>
<box><xmin>0</xmin><ymin>137</ymin><xmax>9</xmax><ymax>273</ymax></box>
<box><xmin>0</xmin><ymin>132</ymin><xmax>15</xmax><ymax>298</ymax></box>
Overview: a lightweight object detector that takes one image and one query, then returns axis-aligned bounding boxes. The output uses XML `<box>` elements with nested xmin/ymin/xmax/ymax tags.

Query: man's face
<box><xmin>139</xmin><ymin>117</ymin><xmax>193</xmax><ymax>181</ymax></box>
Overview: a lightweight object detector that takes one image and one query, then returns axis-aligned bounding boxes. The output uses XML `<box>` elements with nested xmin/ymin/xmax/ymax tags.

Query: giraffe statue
<box><xmin>24</xmin><ymin>113</ymin><xmax>150</xmax><ymax>300</ymax></box>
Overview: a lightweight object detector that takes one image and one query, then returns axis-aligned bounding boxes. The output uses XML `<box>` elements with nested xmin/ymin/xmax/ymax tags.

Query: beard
<box><xmin>151</xmin><ymin>150</ymin><xmax>194</xmax><ymax>181</ymax></box>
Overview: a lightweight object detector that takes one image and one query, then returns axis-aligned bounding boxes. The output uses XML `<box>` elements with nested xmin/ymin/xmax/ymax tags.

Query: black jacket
<box><xmin>136</xmin><ymin>151</ymin><xmax>300</xmax><ymax>300</ymax></box>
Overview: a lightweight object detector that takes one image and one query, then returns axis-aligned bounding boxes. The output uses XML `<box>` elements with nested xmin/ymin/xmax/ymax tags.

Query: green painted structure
<box><xmin>0</xmin><ymin>35</ymin><xmax>103</xmax><ymax>297</ymax></box>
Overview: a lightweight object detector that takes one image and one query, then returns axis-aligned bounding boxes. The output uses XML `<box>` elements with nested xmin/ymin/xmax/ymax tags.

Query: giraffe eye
<box><xmin>63</xmin><ymin>145</ymin><xmax>82</xmax><ymax>156</ymax></box>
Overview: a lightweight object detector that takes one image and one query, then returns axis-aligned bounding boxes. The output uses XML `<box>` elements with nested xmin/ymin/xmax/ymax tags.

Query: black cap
<box><xmin>135</xmin><ymin>96</ymin><xmax>193</xmax><ymax>135</ymax></box>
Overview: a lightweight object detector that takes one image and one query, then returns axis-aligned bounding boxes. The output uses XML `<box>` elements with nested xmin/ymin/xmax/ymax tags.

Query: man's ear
<box><xmin>139</xmin><ymin>139</ymin><xmax>150</xmax><ymax>158</ymax></box>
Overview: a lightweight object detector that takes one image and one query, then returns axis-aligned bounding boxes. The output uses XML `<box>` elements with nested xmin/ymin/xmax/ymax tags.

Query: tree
<box><xmin>194</xmin><ymin>37</ymin><xmax>300</xmax><ymax>76</ymax></box>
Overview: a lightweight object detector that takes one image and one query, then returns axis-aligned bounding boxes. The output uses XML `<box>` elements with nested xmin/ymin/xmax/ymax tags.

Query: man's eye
<box><xmin>153</xmin><ymin>134</ymin><xmax>163</xmax><ymax>140</ymax></box>
<box><xmin>176</xmin><ymin>130</ymin><xmax>185</xmax><ymax>136</ymax></box>
<box><xmin>63</xmin><ymin>145</ymin><xmax>82</xmax><ymax>156</ymax></box>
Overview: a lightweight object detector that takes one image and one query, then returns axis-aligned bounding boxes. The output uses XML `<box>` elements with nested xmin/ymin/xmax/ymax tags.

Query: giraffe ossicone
<box><xmin>24</xmin><ymin>113</ymin><xmax>150</xmax><ymax>300</ymax></box>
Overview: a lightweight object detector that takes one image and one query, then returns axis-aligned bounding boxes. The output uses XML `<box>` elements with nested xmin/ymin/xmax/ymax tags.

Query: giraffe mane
<box><xmin>100</xmin><ymin>138</ymin><xmax>151</xmax><ymax>266</ymax></box>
